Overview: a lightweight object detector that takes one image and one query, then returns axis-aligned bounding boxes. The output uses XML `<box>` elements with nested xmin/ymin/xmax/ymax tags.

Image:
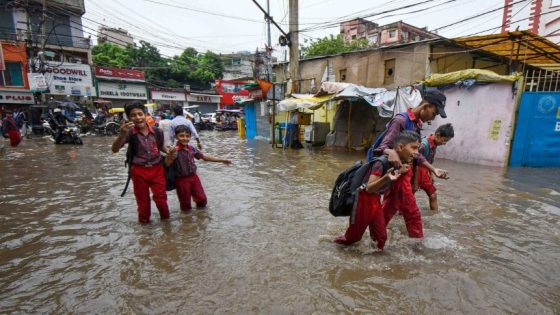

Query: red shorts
<box><xmin>417</xmin><ymin>166</ymin><xmax>436</xmax><ymax>197</ymax></box>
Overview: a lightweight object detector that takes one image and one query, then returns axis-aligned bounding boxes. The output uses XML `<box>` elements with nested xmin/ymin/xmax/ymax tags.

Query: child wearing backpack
<box><xmin>372</xmin><ymin>90</ymin><xmax>449</xmax><ymax>241</ymax></box>
<box><xmin>165</xmin><ymin>125</ymin><xmax>231</xmax><ymax>212</ymax></box>
<box><xmin>413</xmin><ymin>123</ymin><xmax>454</xmax><ymax>211</ymax></box>
<box><xmin>334</xmin><ymin>130</ymin><xmax>421</xmax><ymax>250</ymax></box>
<box><xmin>111</xmin><ymin>101</ymin><xmax>170</xmax><ymax>224</ymax></box>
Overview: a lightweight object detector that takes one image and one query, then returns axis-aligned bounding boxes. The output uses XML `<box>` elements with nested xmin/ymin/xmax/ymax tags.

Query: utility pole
<box><xmin>289</xmin><ymin>0</ymin><xmax>299</xmax><ymax>94</ymax></box>
<box><xmin>266</xmin><ymin>0</ymin><xmax>272</xmax><ymax>82</ymax></box>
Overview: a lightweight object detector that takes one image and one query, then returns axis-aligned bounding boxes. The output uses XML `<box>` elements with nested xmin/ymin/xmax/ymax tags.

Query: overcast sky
<box><xmin>82</xmin><ymin>0</ymin><xmax>522</xmax><ymax>59</ymax></box>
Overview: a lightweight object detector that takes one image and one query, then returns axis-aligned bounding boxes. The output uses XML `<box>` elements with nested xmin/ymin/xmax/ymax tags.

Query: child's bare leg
<box><xmin>429</xmin><ymin>193</ymin><xmax>438</xmax><ymax>211</ymax></box>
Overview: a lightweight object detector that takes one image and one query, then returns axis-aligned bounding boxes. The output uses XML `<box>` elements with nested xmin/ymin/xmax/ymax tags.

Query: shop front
<box><xmin>94</xmin><ymin>67</ymin><xmax>147</xmax><ymax>108</ymax></box>
<box><xmin>150</xmin><ymin>88</ymin><xmax>187</xmax><ymax>109</ymax></box>
<box><xmin>186</xmin><ymin>93</ymin><xmax>221</xmax><ymax>114</ymax></box>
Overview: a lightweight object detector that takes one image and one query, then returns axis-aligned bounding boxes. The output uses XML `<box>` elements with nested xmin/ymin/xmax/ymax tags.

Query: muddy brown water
<box><xmin>1</xmin><ymin>132</ymin><xmax>559</xmax><ymax>314</ymax></box>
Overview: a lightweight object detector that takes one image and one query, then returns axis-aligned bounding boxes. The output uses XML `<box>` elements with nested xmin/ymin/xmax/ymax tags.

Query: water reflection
<box><xmin>0</xmin><ymin>133</ymin><xmax>559</xmax><ymax>313</ymax></box>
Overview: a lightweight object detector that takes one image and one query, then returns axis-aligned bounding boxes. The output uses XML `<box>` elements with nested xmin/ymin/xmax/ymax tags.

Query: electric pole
<box><xmin>266</xmin><ymin>0</ymin><xmax>272</xmax><ymax>82</ymax></box>
<box><xmin>289</xmin><ymin>0</ymin><xmax>299</xmax><ymax>94</ymax></box>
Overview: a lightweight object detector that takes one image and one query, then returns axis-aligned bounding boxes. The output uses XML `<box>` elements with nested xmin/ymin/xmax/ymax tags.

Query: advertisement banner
<box><xmin>151</xmin><ymin>90</ymin><xmax>186</xmax><ymax>101</ymax></box>
<box><xmin>95</xmin><ymin>66</ymin><xmax>145</xmax><ymax>82</ymax></box>
<box><xmin>98</xmin><ymin>82</ymin><xmax>147</xmax><ymax>100</ymax></box>
<box><xmin>44</xmin><ymin>63</ymin><xmax>95</xmax><ymax>96</ymax></box>
<box><xmin>27</xmin><ymin>73</ymin><xmax>49</xmax><ymax>92</ymax></box>
<box><xmin>0</xmin><ymin>90</ymin><xmax>35</xmax><ymax>104</ymax></box>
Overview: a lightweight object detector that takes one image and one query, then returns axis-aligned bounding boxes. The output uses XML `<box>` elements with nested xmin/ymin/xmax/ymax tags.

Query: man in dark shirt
<box><xmin>374</xmin><ymin>90</ymin><xmax>450</xmax><ymax>242</ymax></box>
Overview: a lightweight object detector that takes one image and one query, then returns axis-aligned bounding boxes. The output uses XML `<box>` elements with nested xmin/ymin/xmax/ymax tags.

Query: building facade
<box><xmin>340</xmin><ymin>19</ymin><xmax>440</xmax><ymax>47</ymax></box>
<box><xmin>97</xmin><ymin>27</ymin><xmax>134</xmax><ymax>48</ymax></box>
<box><xmin>502</xmin><ymin>0</ymin><xmax>560</xmax><ymax>43</ymax></box>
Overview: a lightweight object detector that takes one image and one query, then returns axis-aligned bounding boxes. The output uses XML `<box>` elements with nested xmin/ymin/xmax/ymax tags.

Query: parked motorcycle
<box><xmin>55</xmin><ymin>126</ymin><xmax>83</xmax><ymax>145</ymax></box>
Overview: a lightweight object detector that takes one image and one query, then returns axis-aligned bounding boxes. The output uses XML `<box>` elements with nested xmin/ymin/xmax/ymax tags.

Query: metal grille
<box><xmin>523</xmin><ymin>69</ymin><xmax>560</xmax><ymax>92</ymax></box>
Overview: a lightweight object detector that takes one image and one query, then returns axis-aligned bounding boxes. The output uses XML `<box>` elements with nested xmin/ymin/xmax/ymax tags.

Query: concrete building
<box><xmin>221</xmin><ymin>50</ymin><xmax>276</xmax><ymax>81</ymax></box>
<box><xmin>0</xmin><ymin>0</ymin><xmax>91</xmax><ymax>65</ymax></box>
<box><xmin>340</xmin><ymin>19</ymin><xmax>440</xmax><ymax>47</ymax></box>
<box><xmin>275</xmin><ymin>40</ymin><xmax>435</xmax><ymax>93</ymax></box>
<box><xmin>502</xmin><ymin>0</ymin><xmax>560</xmax><ymax>43</ymax></box>
<box><xmin>98</xmin><ymin>27</ymin><xmax>134</xmax><ymax>47</ymax></box>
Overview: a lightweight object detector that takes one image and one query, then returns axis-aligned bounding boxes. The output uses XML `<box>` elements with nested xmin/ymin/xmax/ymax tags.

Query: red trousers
<box><xmin>417</xmin><ymin>165</ymin><xmax>437</xmax><ymax>197</ymax></box>
<box><xmin>334</xmin><ymin>191</ymin><xmax>387</xmax><ymax>250</ymax></box>
<box><xmin>131</xmin><ymin>164</ymin><xmax>170</xmax><ymax>223</ymax></box>
<box><xmin>382</xmin><ymin>167</ymin><xmax>423</xmax><ymax>238</ymax></box>
<box><xmin>175</xmin><ymin>174</ymin><xmax>207</xmax><ymax>212</ymax></box>
<box><xmin>8</xmin><ymin>130</ymin><xmax>21</xmax><ymax>147</ymax></box>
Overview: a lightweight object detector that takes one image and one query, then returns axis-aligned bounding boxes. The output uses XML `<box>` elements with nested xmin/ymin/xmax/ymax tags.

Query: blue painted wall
<box><xmin>244</xmin><ymin>103</ymin><xmax>257</xmax><ymax>139</ymax></box>
<box><xmin>510</xmin><ymin>92</ymin><xmax>560</xmax><ymax>167</ymax></box>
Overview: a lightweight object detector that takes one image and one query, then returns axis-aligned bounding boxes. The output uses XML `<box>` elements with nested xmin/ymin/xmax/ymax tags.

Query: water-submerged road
<box><xmin>1</xmin><ymin>132</ymin><xmax>559</xmax><ymax>314</ymax></box>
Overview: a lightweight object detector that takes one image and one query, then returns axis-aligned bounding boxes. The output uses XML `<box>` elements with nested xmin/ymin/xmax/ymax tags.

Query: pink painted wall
<box><xmin>421</xmin><ymin>83</ymin><xmax>517</xmax><ymax>167</ymax></box>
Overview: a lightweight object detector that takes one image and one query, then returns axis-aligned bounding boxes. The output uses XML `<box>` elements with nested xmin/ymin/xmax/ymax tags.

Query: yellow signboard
<box><xmin>489</xmin><ymin>119</ymin><xmax>502</xmax><ymax>141</ymax></box>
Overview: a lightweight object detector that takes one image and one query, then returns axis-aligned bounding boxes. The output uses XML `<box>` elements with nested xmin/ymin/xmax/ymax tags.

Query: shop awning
<box><xmin>452</xmin><ymin>31</ymin><xmax>560</xmax><ymax>68</ymax></box>
<box><xmin>278</xmin><ymin>94</ymin><xmax>333</xmax><ymax>112</ymax></box>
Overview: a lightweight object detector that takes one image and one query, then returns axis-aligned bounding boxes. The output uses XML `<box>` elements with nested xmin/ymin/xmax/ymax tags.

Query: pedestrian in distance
<box><xmin>372</xmin><ymin>89</ymin><xmax>449</xmax><ymax>242</ymax></box>
<box><xmin>334</xmin><ymin>130</ymin><xmax>421</xmax><ymax>250</ymax></box>
<box><xmin>413</xmin><ymin>123</ymin><xmax>454</xmax><ymax>211</ymax></box>
<box><xmin>169</xmin><ymin>105</ymin><xmax>202</xmax><ymax>150</ymax></box>
<box><xmin>1</xmin><ymin>110</ymin><xmax>22</xmax><ymax>147</ymax></box>
<box><xmin>165</xmin><ymin>125</ymin><xmax>231</xmax><ymax>213</ymax></box>
<box><xmin>112</xmin><ymin>101</ymin><xmax>171</xmax><ymax>224</ymax></box>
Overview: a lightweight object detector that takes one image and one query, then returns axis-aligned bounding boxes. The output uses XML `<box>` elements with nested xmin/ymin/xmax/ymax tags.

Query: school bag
<box><xmin>366</xmin><ymin>112</ymin><xmax>414</xmax><ymax>162</ymax></box>
<box><xmin>329</xmin><ymin>155</ymin><xmax>389</xmax><ymax>223</ymax></box>
<box><xmin>120</xmin><ymin>127</ymin><xmax>176</xmax><ymax>197</ymax></box>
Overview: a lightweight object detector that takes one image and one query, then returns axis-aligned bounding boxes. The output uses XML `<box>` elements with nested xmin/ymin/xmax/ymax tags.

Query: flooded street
<box><xmin>1</xmin><ymin>132</ymin><xmax>559</xmax><ymax>314</ymax></box>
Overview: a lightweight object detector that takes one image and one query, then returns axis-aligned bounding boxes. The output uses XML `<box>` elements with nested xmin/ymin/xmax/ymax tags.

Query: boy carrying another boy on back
<box><xmin>112</xmin><ymin>101</ymin><xmax>170</xmax><ymax>224</ymax></box>
<box><xmin>334</xmin><ymin>130</ymin><xmax>421</xmax><ymax>250</ymax></box>
<box><xmin>413</xmin><ymin>123</ymin><xmax>454</xmax><ymax>211</ymax></box>
<box><xmin>165</xmin><ymin>125</ymin><xmax>231</xmax><ymax>213</ymax></box>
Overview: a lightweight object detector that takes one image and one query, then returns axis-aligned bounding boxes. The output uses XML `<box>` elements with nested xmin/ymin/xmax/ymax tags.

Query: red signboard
<box><xmin>94</xmin><ymin>66</ymin><xmax>145</xmax><ymax>82</ymax></box>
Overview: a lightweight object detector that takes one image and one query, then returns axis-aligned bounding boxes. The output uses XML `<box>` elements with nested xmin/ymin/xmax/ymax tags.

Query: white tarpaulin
<box><xmin>278</xmin><ymin>82</ymin><xmax>422</xmax><ymax>117</ymax></box>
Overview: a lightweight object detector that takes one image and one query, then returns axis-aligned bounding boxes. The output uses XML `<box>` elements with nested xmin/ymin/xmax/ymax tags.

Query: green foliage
<box><xmin>300</xmin><ymin>34</ymin><xmax>369</xmax><ymax>58</ymax></box>
<box><xmin>91</xmin><ymin>41</ymin><xmax>224</xmax><ymax>89</ymax></box>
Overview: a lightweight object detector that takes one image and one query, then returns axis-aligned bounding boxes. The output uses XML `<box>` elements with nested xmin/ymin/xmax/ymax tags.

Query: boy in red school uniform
<box><xmin>372</xmin><ymin>90</ymin><xmax>450</xmax><ymax>241</ymax></box>
<box><xmin>165</xmin><ymin>125</ymin><xmax>231</xmax><ymax>212</ymax></box>
<box><xmin>112</xmin><ymin>101</ymin><xmax>170</xmax><ymax>224</ymax></box>
<box><xmin>413</xmin><ymin>123</ymin><xmax>454</xmax><ymax>211</ymax></box>
<box><xmin>334</xmin><ymin>130</ymin><xmax>421</xmax><ymax>250</ymax></box>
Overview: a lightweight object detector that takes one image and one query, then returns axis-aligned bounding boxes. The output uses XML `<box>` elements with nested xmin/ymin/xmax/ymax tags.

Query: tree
<box><xmin>91</xmin><ymin>42</ymin><xmax>224</xmax><ymax>89</ymax></box>
<box><xmin>300</xmin><ymin>34</ymin><xmax>369</xmax><ymax>58</ymax></box>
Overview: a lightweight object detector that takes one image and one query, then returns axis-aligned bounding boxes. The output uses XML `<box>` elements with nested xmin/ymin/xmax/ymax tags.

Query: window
<box><xmin>231</xmin><ymin>58</ymin><xmax>242</xmax><ymax>65</ymax></box>
<box><xmin>339</xmin><ymin>69</ymin><xmax>347</xmax><ymax>82</ymax></box>
<box><xmin>0</xmin><ymin>62</ymin><xmax>24</xmax><ymax>87</ymax></box>
<box><xmin>384</xmin><ymin>59</ymin><xmax>395</xmax><ymax>85</ymax></box>
<box><xmin>402</xmin><ymin>31</ymin><xmax>409</xmax><ymax>40</ymax></box>
<box><xmin>351</xmin><ymin>35</ymin><xmax>357</xmax><ymax>40</ymax></box>
<box><xmin>389</xmin><ymin>29</ymin><xmax>396</xmax><ymax>38</ymax></box>
<box><xmin>0</xmin><ymin>10</ymin><xmax>15</xmax><ymax>40</ymax></box>
<box><xmin>368</xmin><ymin>34</ymin><xmax>378</xmax><ymax>45</ymax></box>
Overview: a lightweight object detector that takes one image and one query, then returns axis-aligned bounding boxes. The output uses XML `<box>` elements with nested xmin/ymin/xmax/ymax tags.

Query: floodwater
<box><xmin>1</xmin><ymin>132</ymin><xmax>559</xmax><ymax>314</ymax></box>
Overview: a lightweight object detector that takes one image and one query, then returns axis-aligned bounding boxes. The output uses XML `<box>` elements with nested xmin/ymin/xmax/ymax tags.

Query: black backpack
<box><xmin>329</xmin><ymin>155</ymin><xmax>389</xmax><ymax>223</ymax></box>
